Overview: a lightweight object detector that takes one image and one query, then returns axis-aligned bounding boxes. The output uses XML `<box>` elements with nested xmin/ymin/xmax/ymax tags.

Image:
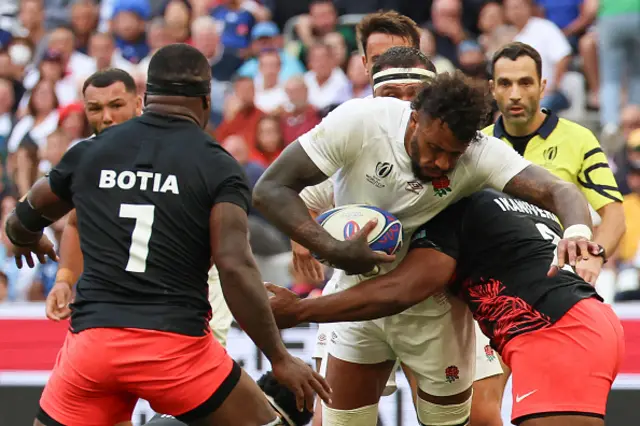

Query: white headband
<box><xmin>372</xmin><ymin>67</ymin><xmax>435</xmax><ymax>91</ymax></box>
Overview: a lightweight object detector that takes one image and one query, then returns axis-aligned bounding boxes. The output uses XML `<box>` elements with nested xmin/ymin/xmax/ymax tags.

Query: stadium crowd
<box><xmin>0</xmin><ymin>0</ymin><xmax>638</xmax><ymax>304</ymax></box>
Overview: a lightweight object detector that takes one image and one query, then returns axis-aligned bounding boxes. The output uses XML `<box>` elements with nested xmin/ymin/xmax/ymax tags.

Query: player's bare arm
<box><xmin>594</xmin><ymin>202</ymin><xmax>625</xmax><ymax>261</ymax></box>
<box><xmin>57</xmin><ymin>210</ymin><xmax>83</xmax><ymax>284</ymax></box>
<box><xmin>210</xmin><ymin>201</ymin><xmax>332</xmax><ymax>410</ymax></box>
<box><xmin>267</xmin><ymin>248</ymin><xmax>456</xmax><ymax>328</ymax></box>
<box><xmin>502</xmin><ymin>163</ymin><xmax>599</xmax><ymax>269</ymax></box>
<box><xmin>5</xmin><ymin>177</ymin><xmax>73</xmax><ymax>268</ymax></box>
<box><xmin>254</xmin><ymin>143</ymin><xmax>394</xmax><ymax>274</ymax></box>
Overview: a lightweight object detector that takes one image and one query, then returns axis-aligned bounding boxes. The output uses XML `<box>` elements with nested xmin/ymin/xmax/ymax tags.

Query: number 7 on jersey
<box><xmin>119</xmin><ymin>204</ymin><xmax>155</xmax><ymax>273</ymax></box>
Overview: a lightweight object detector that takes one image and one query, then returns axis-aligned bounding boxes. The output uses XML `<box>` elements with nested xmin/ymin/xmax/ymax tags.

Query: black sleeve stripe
<box><xmin>583</xmin><ymin>147</ymin><xmax>604</xmax><ymax>160</ymax></box>
<box><xmin>582</xmin><ymin>162</ymin><xmax>611</xmax><ymax>177</ymax></box>
<box><xmin>577</xmin><ymin>178</ymin><xmax>624</xmax><ymax>203</ymax></box>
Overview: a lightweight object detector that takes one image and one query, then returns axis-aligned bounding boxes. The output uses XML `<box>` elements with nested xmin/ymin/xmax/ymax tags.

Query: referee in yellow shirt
<box><xmin>471</xmin><ymin>42</ymin><xmax>627</xmax><ymax>426</ymax></box>
<box><xmin>484</xmin><ymin>42</ymin><xmax>626</xmax><ymax>284</ymax></box>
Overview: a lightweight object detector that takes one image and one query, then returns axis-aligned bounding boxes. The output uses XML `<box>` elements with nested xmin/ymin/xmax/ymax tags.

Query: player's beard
<box><xmin>410</xmin><ymin>138</ymin><xmax>434</xmax><ymax>183</ymax></box>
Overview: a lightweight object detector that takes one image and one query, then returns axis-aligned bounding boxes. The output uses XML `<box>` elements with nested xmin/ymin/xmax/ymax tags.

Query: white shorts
<box><xmin>208</xmin><ymin>266</ymin><xmax>233</xmax><ymax>347</ymax></box>
<box><xmin>473</xmin><ymin>321</ymin><xmax>503</xmax><ymax>381</ymax></box>
<box><xmin>328</xmin><ymin>295</ymin><xmax>475</xmax><ymax>397</ymax></box>
<box><xmin>312</xmin><ymin>279</ymin><xmax>400</xmax><ymax>395</ymax></box>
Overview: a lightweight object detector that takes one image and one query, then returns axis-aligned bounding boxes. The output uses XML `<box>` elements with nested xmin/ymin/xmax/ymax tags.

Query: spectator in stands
<box><xmin>304</xmin><ymin>43</ymin><xmax>350</xmax><ymax>111</ymax></box>
<box><xmin>210</xmin><ymin>0</ymin><xmax>257</xmax><ymax>55</ymax></box>
<box><xmin>457</xmin><ymin>39</ymin><xmax>489</xmax><ymax>80</ymax></box>
<box><xmin>477</xmin><ymin>1</ymin><xmax>517</xmax><ymax>59</ymax></box>
<box><xmin>7</xmin><ymin>37</ymin><xmax>33</xmax><ymax>75</ymax></box>
<box><xmin>136</xmin><ymin>18</ymin><xmax>172</xmax><ymax>75</ymax></box>
<box><xmin>0</xmin><ymin>50</ymin><xmax>26</xmax><ymax>114</ymax></box>
<box><xmin>164</xmin><ymin>0</ymin><xmax>192</xmax><ymax>43</ymax></box>
<box><xmin>505</xmin><ymin>0</ymin><xmax>572</xmax><ymax>112</ymax></box>
<box><xmin>46</xmin><ymin>27</ymin><xmax>96</xmax><ymax>85</ymax></box>
<box><xmin>536</xmin><ymin>0</ymin><xmax>600</xmax><ymax>110</ymax></box>
<box><xmin>255</xmin><ymin>49</ymin><xmax>288</xmax><ymax>113</ymax></box>
<box><xmin>223</xmin><ymin>134</ymin><xmax>265</xmax><ymax>189</ymax></box>
<box><xmin>69</xmin><ymin>0</ymin><xmax>99</xmax><ymax>54</ymax></box>
<box><xmin>88</xmin><ymin>32</ymin><xmax>135</xmax><ymax>73</ymax></box>
<box><xmin>237</xmin><ymin>21</ymin><xmax>304</xmax><ymax>83</ymax></box>
<box><xmin>255</xmin><ymin>115</ymin><xmax>284</xmax><ymax>165</ymax></box>
<box><xmin>616</xmin><ymin>124</ymin><xmax>640</xmax><ymax>194</ymax></box>
<box><xmin>7</xmin><ymin>79</ymin><xmax>59</xmax><ymax>156</ymax></box>
<box><xmin>598</xmin><ymin>0</ymin><xmax>640</xmax><ymax>146</ymax></box>
<box><xmin>420</xmin><ymin>28</ymin><xmax>455</xmax><ymax>74</ymax></box>
<box><xmin>215</xmin><ymin>76</ymin><xmax>264</xmax><ymax>155</ymax></box>
<box><xmin>279</xmin><ymin>76</ymin><xmax>320</xmax><ymax>145</ymax></box>
<box><xmin>425</xmin><ymin>0</ymin><xmax>472</xmax><ymax>67</ymax></box>
<box><xmin>0</xmin><ymin>79</ymin><xmax>14</xmax><ymax>149</ymax></box>
<box><xmin>15</xmin><ymin>0</ymin><xmax>46</xmax><ymax>56</ymax></box>
<box><xmin>343</xmin><ymin>52</ymin><xmax>371</xmax><ymax>99</ymax></box>
<box><xmin>57</xmin><ymin>102</ymin><xmax>91</xmax><ymax>144</ymax></box>
<box><xmin>191</xmin><ymin>15</ymin><xmax>243</xmax><ymax>126</ymax></box>
<box><xmin>110</xmin><ymin>0</ymin><xmax>151</xmax><ymax>64</ymax></box>
<box><xmin>40</xmin><ymin>126</ymin><xmax>72</xmax><ymax>175</ymax></box>
<box><xmin>293</xmin><ymin>0</ymin><xmax>357</xmax><ymax>66</ymax></box>
<box><xmin>324</xmin><ymin>31</ymin><xmax>348</xmax><ymax>71</ymax></box>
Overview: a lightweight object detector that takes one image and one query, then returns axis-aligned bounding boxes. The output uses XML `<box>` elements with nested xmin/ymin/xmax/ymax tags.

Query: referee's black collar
<box><xmin>493</xmin><ymin>108</ymin><xmax>559</xmax><ymax>140</ymax></box>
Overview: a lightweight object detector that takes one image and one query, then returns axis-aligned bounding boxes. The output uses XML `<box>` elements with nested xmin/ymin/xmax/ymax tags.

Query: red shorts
<box><xmin>38</xmin><ymin>327</ymin><xmax>237</xmax><ymax>426</ymax></box>
<box><xmin>502</xmin><ymin>297</ymin><xmax>625</xmax><ymax>424</ymax></box>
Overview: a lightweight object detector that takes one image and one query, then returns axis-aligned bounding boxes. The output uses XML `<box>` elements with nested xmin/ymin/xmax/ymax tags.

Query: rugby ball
<box><xmin>315</xmin><ymin>205</ymin><xmax>403</xmax><ymax>262</ymax></box>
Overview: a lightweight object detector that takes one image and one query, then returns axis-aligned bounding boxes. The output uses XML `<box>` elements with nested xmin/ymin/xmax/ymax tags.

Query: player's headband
<box><xmin>145</xmin><ymin>79</ymin><xmax>211</xmax><ymax>97</ymax></box>
<box><xmin>372</xmin><ymin>67</ymin><xmax>435</xmax><ymax>91</ymax></box>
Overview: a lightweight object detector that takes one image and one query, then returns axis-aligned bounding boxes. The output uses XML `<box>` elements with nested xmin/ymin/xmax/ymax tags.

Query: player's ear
<box><xmin>135</xmin><ymin>95</ymin><xmax>143</xmax><ymax>115</ymax></box>
<box><xmin>489</xmin><ymin>79</ymin><xmax>495</xmax><ymax>95</ymax></box>
<box><xmin>539</xmin><ymin>78</ymin><xmax>547</xmax><ymax>96</ymax></box>
<box><xmin>362</xmin><ymin>55</ymin><xmax>369</xmax><ymax>77</ymax></box>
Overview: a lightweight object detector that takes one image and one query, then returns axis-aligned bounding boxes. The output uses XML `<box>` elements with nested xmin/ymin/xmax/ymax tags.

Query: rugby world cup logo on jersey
<box><xmin>366</xmin><ymin>162</ymin><xmax>394</xmax><ymax>188</ymax></box>
<box><xmin>543</xmin><ymin>146</ymin><xmax>558</xmax><ymax>167</ymax></box>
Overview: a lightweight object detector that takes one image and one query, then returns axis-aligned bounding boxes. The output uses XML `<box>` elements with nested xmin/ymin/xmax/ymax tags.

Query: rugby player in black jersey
<box><xmin>267</xmin><ymin>189</ymin><xmax>624</xmax><ymax>426</ymax></box>
<box><xmin>5</xmin><ymin>43</ymin><xmax>330</xmax><ymax>426</ymax></box>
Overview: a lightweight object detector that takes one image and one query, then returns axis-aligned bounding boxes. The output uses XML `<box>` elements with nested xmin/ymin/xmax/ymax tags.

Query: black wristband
<box><xmin>15</xmin><ymin>199</ymin><xmax>53</xmax><ymax>232</ymax></box>
<box><xmin>5</xmin><ymin>219</ymin><xmax>43</xmax><ymax>247</ymax></box>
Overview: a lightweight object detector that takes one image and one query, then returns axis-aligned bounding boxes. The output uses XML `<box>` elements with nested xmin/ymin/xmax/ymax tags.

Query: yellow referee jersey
<box><xmin>482</xmin><ymin>111</ymin><xmax>622</xmax><ymax>211</ymax></box>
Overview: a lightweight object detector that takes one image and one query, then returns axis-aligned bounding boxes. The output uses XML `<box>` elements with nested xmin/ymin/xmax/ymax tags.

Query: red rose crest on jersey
<box><xmin>484</xmin><ymin>345</ymin><xmax>496</xmax><ymax>362</ymax></box>
<box><xmin>445</xmin><ymin>365</ymin><xmax>459</xmax><ymax>383</ymax></box>
<box><xmin>432</xmin><ymin>176</ymin><xmax>452</xmax><ymax>197</ymax></box>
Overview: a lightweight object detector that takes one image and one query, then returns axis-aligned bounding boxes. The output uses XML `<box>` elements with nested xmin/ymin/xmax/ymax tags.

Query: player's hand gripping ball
<box><xmin>315</xmin><ymin>205</ymin><xmax>403</xmax><ymax>276</ymax></box>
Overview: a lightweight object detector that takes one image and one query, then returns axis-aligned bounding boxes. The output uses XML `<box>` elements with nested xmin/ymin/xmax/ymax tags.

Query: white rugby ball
<box><xmin>315</xmin><ymin>205</ymin><xmax>403</xmax><ymax>265</ymax></box>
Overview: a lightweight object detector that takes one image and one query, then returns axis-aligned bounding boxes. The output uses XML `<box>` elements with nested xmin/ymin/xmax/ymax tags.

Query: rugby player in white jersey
<box><xmin>253</xmin><ymin>71</ymin><xmax>597</xmax><ymax>426</ymax></box>
<box><xmin>301</xmin><ymin>49</ymin><xmax>505</xmax><ymax>426</ymax></box>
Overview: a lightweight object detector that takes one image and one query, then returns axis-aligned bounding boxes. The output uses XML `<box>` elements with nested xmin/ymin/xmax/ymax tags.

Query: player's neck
<box><xmin>144</xmin><ymin>103</ymin><xmax>201</xmax><ymax>127</ymax></box>
<box><xmin>503</xmin><ymin>109</ymin><xmax>547</xmax><ymax>137</ymax></box>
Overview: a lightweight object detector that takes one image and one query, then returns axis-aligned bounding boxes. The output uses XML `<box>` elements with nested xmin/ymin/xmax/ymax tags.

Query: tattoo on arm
<box><xmin>253</xmin><ymin>142</ymin><xmax>338</xmax><ymax>255</ymax></box>
<box><xmin>503</xmin><ymin>164</ymin><xmax>593</xmax><ymax>229</ymax></box>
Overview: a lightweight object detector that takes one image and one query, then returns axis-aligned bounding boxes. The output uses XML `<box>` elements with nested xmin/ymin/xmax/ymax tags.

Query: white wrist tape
<box><xmin>563</xmin><ymin>224</ymin><xmax>592</xmax><ymax>240</ymax></box>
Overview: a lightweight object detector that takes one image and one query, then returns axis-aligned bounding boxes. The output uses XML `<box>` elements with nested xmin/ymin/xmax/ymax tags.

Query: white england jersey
<box><xmin>298</xmin><ymin>97</ymin><xmax>531</xmax><ymax>316</ymax></box>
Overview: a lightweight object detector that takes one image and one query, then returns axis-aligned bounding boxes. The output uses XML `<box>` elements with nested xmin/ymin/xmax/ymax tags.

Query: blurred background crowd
<box><xmin>0</xmin><ymin>0</ymin><xmax>638</xmax><ymax>304</ymax></box>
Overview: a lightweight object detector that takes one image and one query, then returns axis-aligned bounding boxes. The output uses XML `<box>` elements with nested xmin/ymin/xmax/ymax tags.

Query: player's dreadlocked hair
<box><xmin>411</xmin><ymin>70</ymin><xmax>492</xmax><ymax>144</ymax></box>
<box><xmin>257</xmin><ymin>371</ymin><xmax>313</xmax><ymax>426</ymax></box>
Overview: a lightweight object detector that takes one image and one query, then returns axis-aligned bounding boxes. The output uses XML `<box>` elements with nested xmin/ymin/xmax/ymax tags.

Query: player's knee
<box><xmin>470</xmin><ymin>376</ymin><xmax>504</xmax><ymax>426</ymax></box>
<box><xmin>416</xmin><ymin>394</ymin><xmax>472</xmax><ymax>426</ymax></box>
<box><xmin>470</xmin><ymin>401</ymin><xmax>502</xmax><ymax>426</ymax></box>
<box><xmin>322</xmin><ymin>403</ymin><xmax>379</xmax><ymax>426</ymax></box>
